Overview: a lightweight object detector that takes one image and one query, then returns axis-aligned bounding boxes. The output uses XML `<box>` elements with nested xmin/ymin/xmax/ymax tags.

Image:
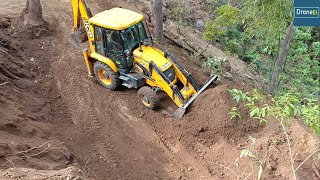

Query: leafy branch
<box><xmin>228</xmin><ymin>88</ymin><xmax>320</xmax><ymax>179</ymax></box>
<box><xmin>228</xmin><ymin>88</ymin><xmax>320</xmax><ymax>134</ymax></box>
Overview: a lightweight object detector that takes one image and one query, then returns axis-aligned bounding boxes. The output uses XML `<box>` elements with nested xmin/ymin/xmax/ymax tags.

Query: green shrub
<box><xmin>281</xmin><ymin>28</ymin><xmax>320</xmax><ymax>97</ymax></box>
<box><xmin>203</xmin><ymin>4</ymin><xmax>240</xmax><ymax>41</ymax></box>
<box><xmin>241</xmin><ymin>50</ymin><xmax>260</xmax><ymax>63</ymax></box>
<box><xmin>166</xmin><ymin>0</ymin><xmax>195</xmax><ymax>26</ymax></box>
<box><xmin>203</xmin><ymin>56</ymin><xmax>227</xmax><ymax>74</ymax></box>
<box><xmin>228</xmin><ymin>89</ymin><xmax>320</xmax><ymax>135</ymax></box>
<box><xmin>200</xmin><ymin>0</ymin><xmax>228</xmax><ymax>13</ymax></box>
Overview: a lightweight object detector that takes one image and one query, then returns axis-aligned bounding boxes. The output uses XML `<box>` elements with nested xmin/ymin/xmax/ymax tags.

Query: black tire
<box><xmin>94</xmin><ymin>61</ymin><xmax>121</xmax><ymax>90</ymax></box>
<box><xmin>138</xmin><ymin>86</ymin><xmax>159</xmax><ymax>110</ymax></box>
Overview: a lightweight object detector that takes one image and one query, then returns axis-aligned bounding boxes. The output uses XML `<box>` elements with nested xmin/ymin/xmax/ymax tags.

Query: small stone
<box><xmin>139</xmin><ymin>112</ymin><xmax>145</xmax><ymax>118</ymax></box>
<box><xmin>30</xmin><ymin>58</ymin><xmax>35</xmax><ymax>62</ymax></box>
<box><xmin>223</xmin><ymin>72</ymin><xmax>234</xmax><ymax>81</ymax></box>
<box><xmin>187</xmin><ymin>167</ymin><xmax>194</xmax><ymax>171</ymax></box>
<box><xmin>195</xmin><ymin>19</ymin><xmax>205</xmax><ymax>30</ymax></box>
<box><xmin>270</xmin><ymin>160</ymin><xmax>277</xmax><ymax>170</ymax></box>
<box><xmin>245</xmin><ymin>74</ymin><xmax>253</xmax><ymax>80</ymax></box>
<box><xmin>198</xmin><ymin>127</ymin><xmax>206</xmax><ymax>132</ymax></box>
<box><xmin>267</xmin><ymin>157</ymin><xmax>277</xmax><ymax>171</ymax></box>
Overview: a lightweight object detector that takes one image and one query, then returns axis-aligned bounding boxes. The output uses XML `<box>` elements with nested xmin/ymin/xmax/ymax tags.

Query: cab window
<box><xmin>105</xmin><ymin>30</ymin><xmax>123</xmax><ymax>53</ymax></box>
<box><xmin>94</xmin><ymin>26</ymin><xmax>105</xmax><ymax>55</ymax></box>
<box><xmin>104</xmin><ymin>30</ymin><xmax>125</xmax><ymax>68</ymax></box>
<box><xmin>120</xmin><ymin>22</ymin><xmax>147</xmax><ymax>51</ymax></box>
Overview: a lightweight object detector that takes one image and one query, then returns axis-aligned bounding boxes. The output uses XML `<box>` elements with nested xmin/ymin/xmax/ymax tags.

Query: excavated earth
<box><xmin>0</xmin><ymin>0</ymin><xmax>319</xmax><ymax>180</ymax></box>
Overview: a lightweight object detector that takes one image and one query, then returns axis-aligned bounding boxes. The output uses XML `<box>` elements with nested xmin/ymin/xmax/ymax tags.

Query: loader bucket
<box><xmin>173</xmin><ymin>75</ymin><xmax>219</xmax><ymax>118</ymax></box>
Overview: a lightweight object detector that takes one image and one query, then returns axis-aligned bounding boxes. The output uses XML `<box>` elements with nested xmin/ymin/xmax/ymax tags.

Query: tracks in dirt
<box><xmin>41</xmin><ymin>1</ymin><xmax>184</xmax><ymax>179</ymax></box>
<box><xmin>40</xmin><ymin>0</ymin><xmax>224</xmax><ymax>178</ymax></box>
<box><xmin>55</xmin><ymin>64</ymin><xmax>101</xmax><ymax>131</ymax></box>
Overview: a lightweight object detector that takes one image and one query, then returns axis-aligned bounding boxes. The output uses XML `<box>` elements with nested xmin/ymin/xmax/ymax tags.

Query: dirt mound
<box><xmin>0</xmin><ymin>16</ymin><xmax>74</xmax><ymax>171</ymax></box>
<box><xmin>0</xmin><ymin>33</ymin><xmax>35</xmax><ymax>83</ymax></box>
<box><xmin>131</xmin><ymin>82</ymin><xmax>263</xmax><ymax>179</ymax></box>
<box><xmin>184</xmin><ymin>84</ymin><xmax>261</xmax><ymax>146</ymax></box>
<box><xmin>140</xmin><ymin>82</ymin><xmax>319</xmax><ymax>179</ymax></box>
<box><xmin>0</xmin><ymin>166</ymin><xmax>85</xmax><ymax>180</ymax></box>
<box><xmin>145</xmin><ymin>83</ymin><xmax>262</xmax><ymax>151</ymax></box>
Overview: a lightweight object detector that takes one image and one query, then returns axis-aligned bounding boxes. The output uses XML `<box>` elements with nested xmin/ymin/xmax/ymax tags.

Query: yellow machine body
<box><xmin>71</xmin><ymin>0</ymin><xmax>218</xmax><ymax>117</ymax></box>
<box><xmin>133</xmin><ymin>46</ymin><xmax>197</xmax><ymax>107</ymax></box>
<box><xmin>89</xmin><ymin>8</ymin><xmax>144</xmax><ymax>30</ymax></box>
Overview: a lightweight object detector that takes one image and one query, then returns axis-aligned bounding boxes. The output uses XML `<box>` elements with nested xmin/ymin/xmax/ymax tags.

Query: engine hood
<box><xmin>133</xmin><ymin>45</ymin><xmax>172</xmax><ymax>71</ymax></box>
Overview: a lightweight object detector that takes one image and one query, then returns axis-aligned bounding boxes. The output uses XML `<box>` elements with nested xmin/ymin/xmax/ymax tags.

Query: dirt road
<box><xmin>39</xmin><ymin>0</ymin><xmax>225</xmax><ymax>178</ymax></box>
<box><xmin>41</xmin><ymin>0</ymin><xmax>183</xmax><ymax>179</ymax></box>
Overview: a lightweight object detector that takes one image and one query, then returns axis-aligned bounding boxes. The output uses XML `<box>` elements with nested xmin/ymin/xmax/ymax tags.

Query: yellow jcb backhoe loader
<box><xmin>71</xmin><ymin>0</ymin><xmax>218</xmax><ymax>118</ymax></box>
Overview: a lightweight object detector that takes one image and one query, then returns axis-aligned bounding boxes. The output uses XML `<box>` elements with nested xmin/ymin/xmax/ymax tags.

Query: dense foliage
<box><xmin>166</xmin><ymin>0</ymin><xmax>195</xmax><ymax>26</ymax></box>
<box><xmin>241</xmin><ymin>0</ymin><xmax>293</xmax><ymax>51</ymax></box>
<box><xmin>202</xmin><ymin>1</ymin><xmax>319</xmax><ymax>102</ymax></box>
<box><xmin>203</xmin><ymin>4</ymin><xmax>240</xmax><ymax>41</ymax></box>
<box><xmin>281</xmin><ymin>28</ymin><xmax>320</xmax><ymax>96</ymax></box>
<box><xmin>228</xmin><ymin>89</ymin><xmax>320</xmax><ymax>135</ymax></box>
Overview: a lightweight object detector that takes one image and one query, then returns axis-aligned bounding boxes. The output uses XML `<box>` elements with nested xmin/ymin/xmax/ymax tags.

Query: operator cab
<box><xmin>89</xmin><ymin>8</ymin><xmax>151</xmax><ymax>73</ymax></box>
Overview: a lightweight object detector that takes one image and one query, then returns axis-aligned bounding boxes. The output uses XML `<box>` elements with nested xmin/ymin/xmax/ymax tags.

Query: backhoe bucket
<box><xmin>173</xmin><ymin>75</ymin><xmax>219</xmax><ymax>118</ymax></box>
<box><xmin>71</xmin><ymin>27</ymin><xmax>88</xmax><ymax>44</ymax></box>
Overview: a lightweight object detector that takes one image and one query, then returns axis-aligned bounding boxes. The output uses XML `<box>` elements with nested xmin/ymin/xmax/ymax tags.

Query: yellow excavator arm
<box><xmin>71</xmin><ymin>0</ymin><xmax>94</xmax><ymax>48</ymax></box>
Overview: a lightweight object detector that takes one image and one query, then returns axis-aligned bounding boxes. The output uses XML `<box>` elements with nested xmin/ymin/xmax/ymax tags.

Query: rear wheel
<box><xmin>138</xmin><ymin>86</ymin><xmax>159</xmax><ymax>110</ymax></box>
<box><xmin>94</xmin><ymin>61</ymin><xmax>121</xmax><ymax>90</ymax></box>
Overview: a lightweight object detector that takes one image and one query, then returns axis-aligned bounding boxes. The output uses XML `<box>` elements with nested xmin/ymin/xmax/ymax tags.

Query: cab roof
<box><xmin>89</xmin><ymin>8</ymin><xmax>144</xmax><ymax>30</ymax></box>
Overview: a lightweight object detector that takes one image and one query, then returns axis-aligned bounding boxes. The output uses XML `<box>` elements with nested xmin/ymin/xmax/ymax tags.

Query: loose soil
<box><xmin>0</xmin><ymin>166</ymin><xmax>85</xmax><ymax>180</ymax></box>
<box><xmin>0</xmin><ymin>0</ymin><xmax>319</xmax><ymax>180</ymax></box>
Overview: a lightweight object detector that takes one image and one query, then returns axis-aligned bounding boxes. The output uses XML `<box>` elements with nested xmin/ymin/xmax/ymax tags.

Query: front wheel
<box><xmin>94</xmin><ymin>61</ymin><xmax>121</xmax><ymax>90</ymax></box>
<box><xmin>138</xmin><ymin>86</ymin><xmax>159</xmax><ymax>110</ymax></box>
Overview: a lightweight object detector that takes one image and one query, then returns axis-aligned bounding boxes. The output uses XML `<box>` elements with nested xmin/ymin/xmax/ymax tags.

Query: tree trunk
<box><xmin>151</xmin><ymin>0</ymin><xmax>163</xmax><ymax>41</ymax></box>
<box><xmin>24</xmin><ymin>0</ymin><xmax>45</xmax><ymax>26</ymax></box>
<box><xmin>269</xmin><ymin>21</ymin><xmax>295</xmax><ymax>96</ymax></box>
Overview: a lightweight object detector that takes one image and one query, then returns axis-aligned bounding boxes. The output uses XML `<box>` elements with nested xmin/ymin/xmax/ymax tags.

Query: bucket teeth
<box><xmin>173</xmin><ymin>107</ymin><xmax>186</xmax><ymax>118</ymax></box>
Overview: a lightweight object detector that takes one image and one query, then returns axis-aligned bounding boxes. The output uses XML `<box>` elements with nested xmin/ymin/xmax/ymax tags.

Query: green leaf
<box><xmin>246</xmin><ymin>96</ymin><xmax>252</xmax><ymax>103</ymax></box>
<box><xmin>259</xmin><ymin>118</ymin><xmax>268</xmax><ymax>124</ymax></box>
<box><xmin>249</xmin><ymin>136</ymin><xmax>256</xmax><ymax>145</ymax></box>
<box><xmin>258</xmin><ymin>164</ymin><xmax>263</xmax><ymax>180</ymax></box>
<box><xmin>250</xmin><ymin>108</ymin><xmax>258</xmax><ymax>117</ymax></box>
<box><xmin>261</xmin><ymin>108</ymin><xmax>266</xmax><ymax>117</ymax></box>
<box><xmin>229</xmin><ymin>107</ymin><xmax>241</xmax><ymax>120</ymax></box>
<box><xmin>235</xmin><ymin>95</ymin><xmax>240</xmax><ymax>103</ymax></box>
<box><xmin>240</xmin><ymin>148</ymin><xmax>256</xmax><ymax>159</ymax></box>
